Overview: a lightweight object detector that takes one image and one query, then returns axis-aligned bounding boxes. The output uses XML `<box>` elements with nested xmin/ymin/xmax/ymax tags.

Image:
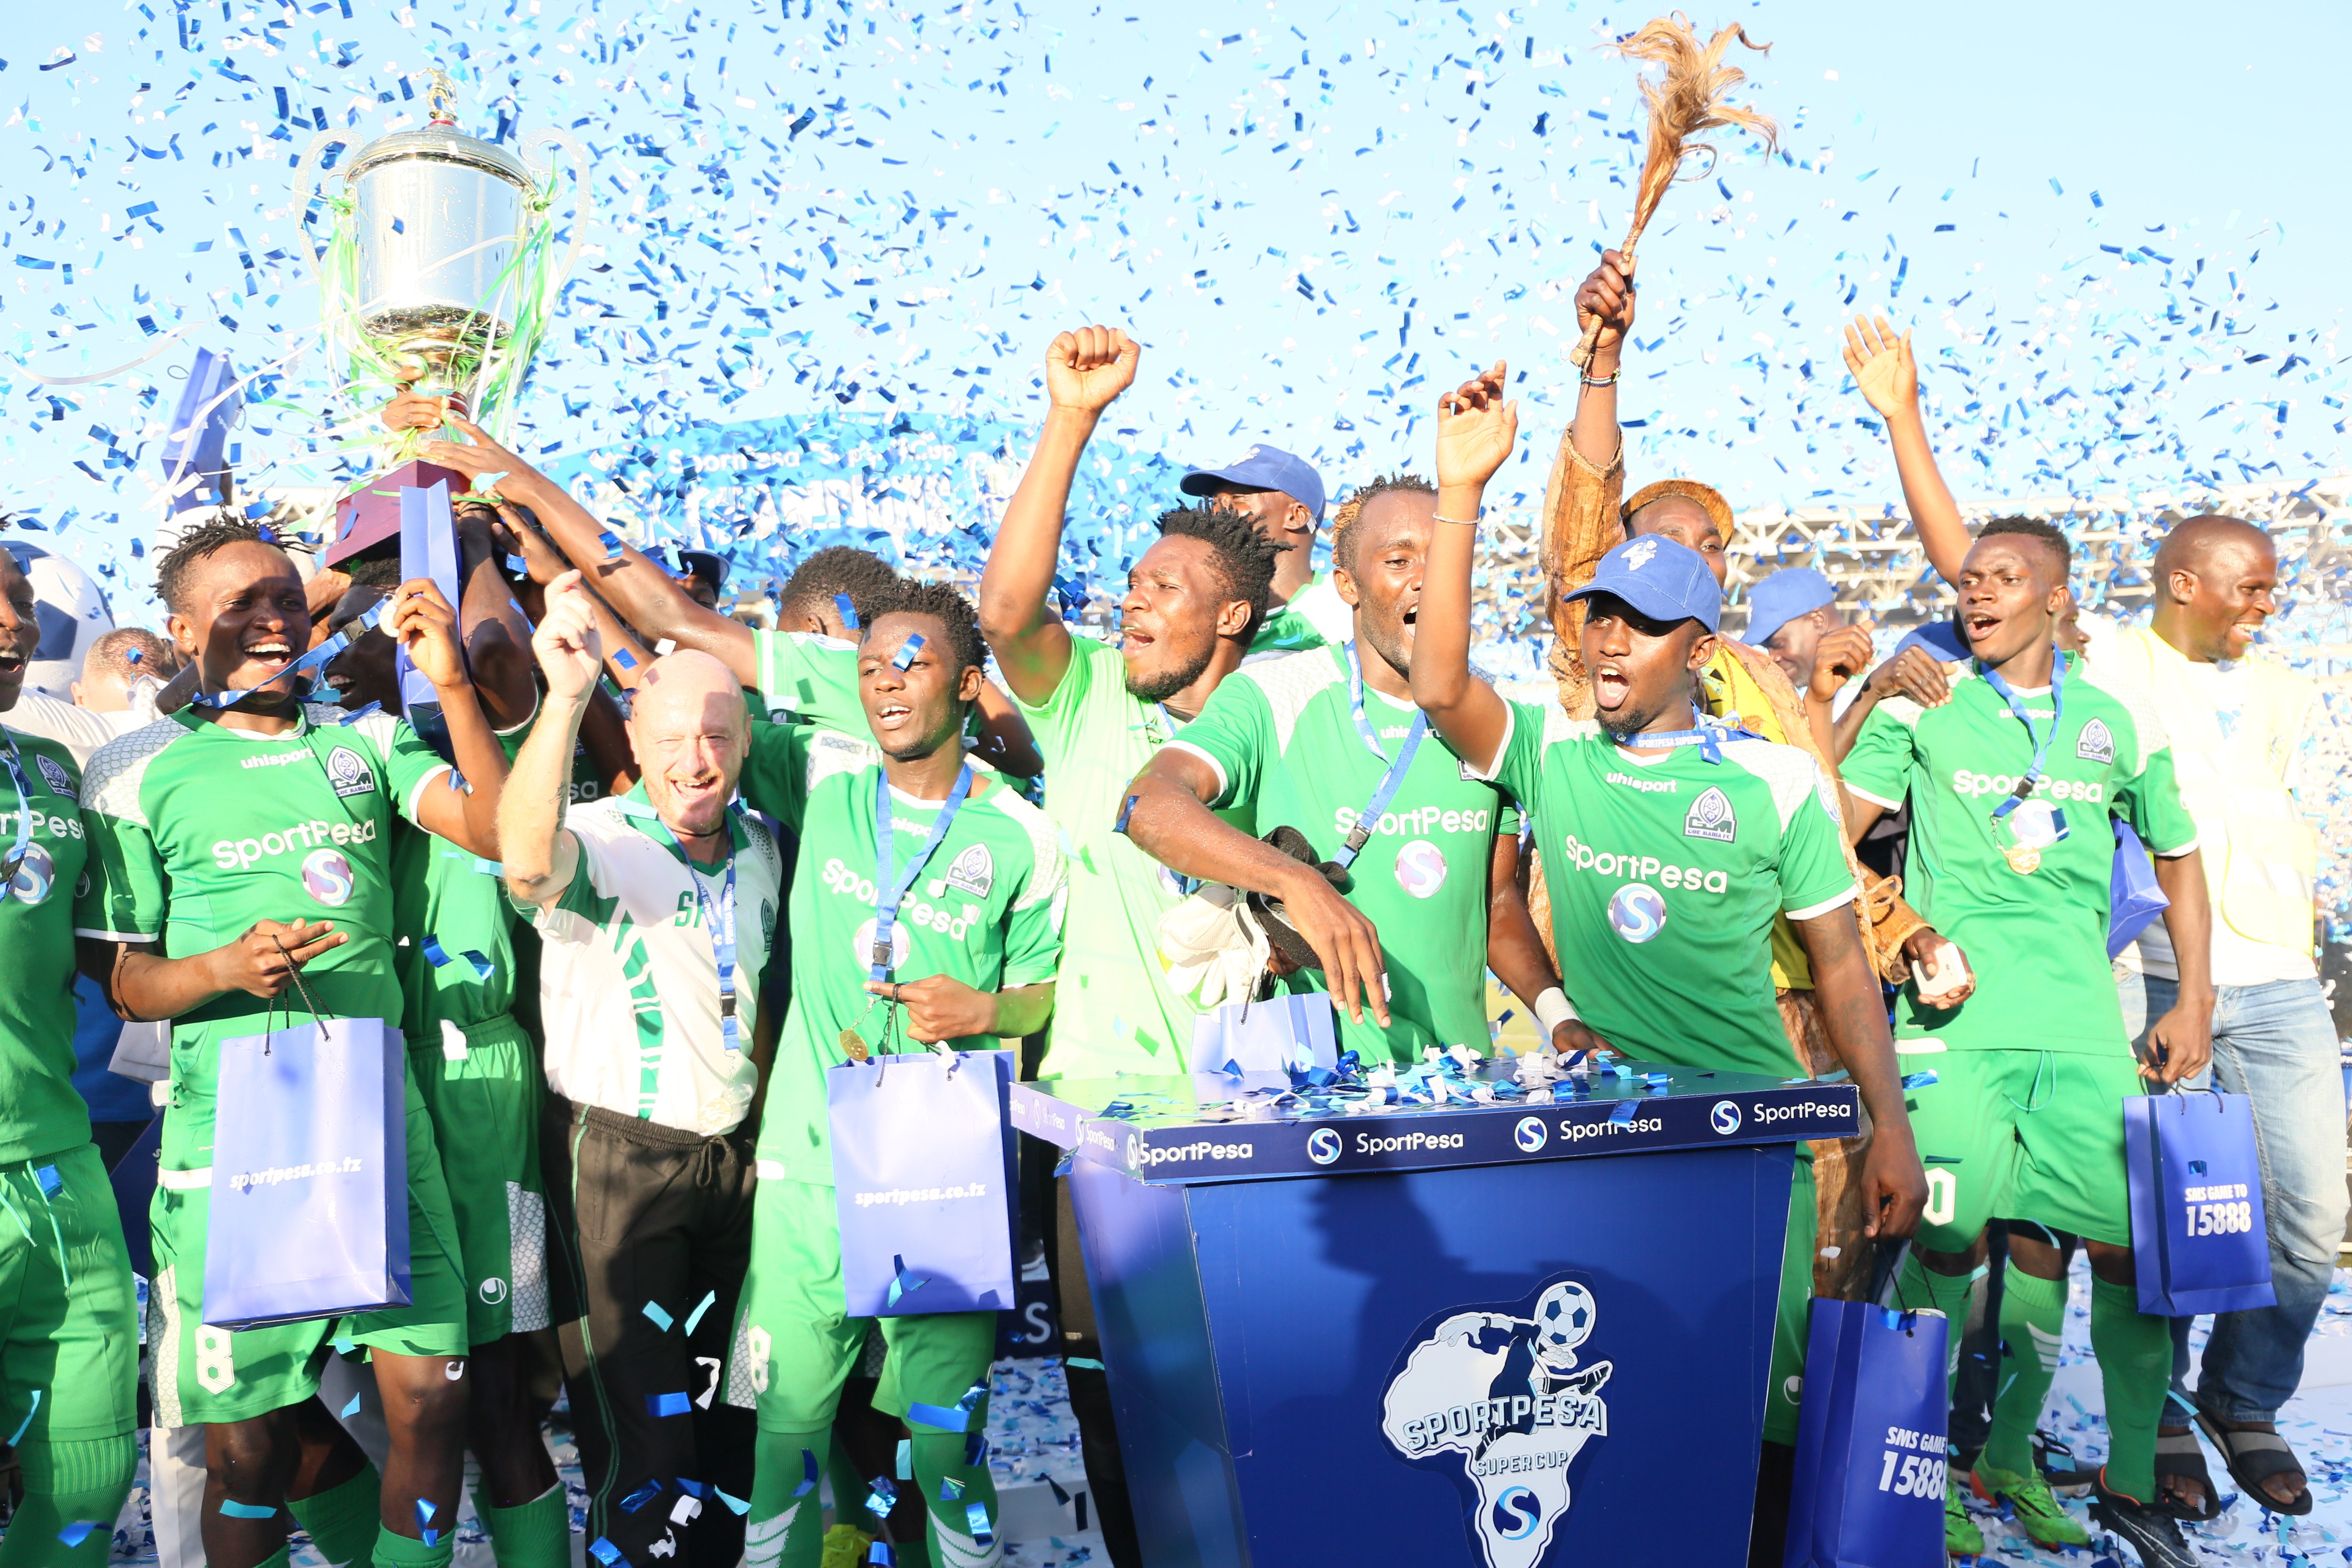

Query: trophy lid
<box><xmin>344</xmin><ymin>68</ymin><xmax>531</xmax><ymax>188</ymax></box>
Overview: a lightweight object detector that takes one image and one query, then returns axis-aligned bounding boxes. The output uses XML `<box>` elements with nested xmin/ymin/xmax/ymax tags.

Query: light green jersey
<box><xmin>737</xmin><ymin>721</ymin><xmax>1065</xmax><ymax>1184</ymax></box>
<box><xmin>1013</xmin><ymin>635</ymin><xmax>1244</xmax><ymax>1077</ymax></box>
<box><xmin>75</xmin><ymin>705</ymin><xmax>450</xmax><ymax>1171</ymax></box>
<box><xmin>1840</xmin><ymin>652</ymin><xmax>2198</xmax><ymax>1053</ymax></box>
<box><xmin>1169</xmin><ymin>643</ymin><xmax>1516</xmax><ymax>1065</ymax></box>
<box><xmin>752</xmin><ymin>629</ymin><xmax>863</xmax><ymax>730</ymax></box>
<box><xmin>0</xmin><ymin>725</ymin><xmax>94</xmax><ymax>1164</ymax></box>
<box><xmin>1481</xmin><ymin>701</ymin><xmax>1856</xmax><ymax>1080</ymax></box>
<box><xmin>391</xmin><ymin>824</ymin><xmax>515</xmax><ymax>1038</ymax></box>
<box><xmin>1246</xmin><ymin>572</ymin><xmax>1349</xmax><ymax>660</ymax></box>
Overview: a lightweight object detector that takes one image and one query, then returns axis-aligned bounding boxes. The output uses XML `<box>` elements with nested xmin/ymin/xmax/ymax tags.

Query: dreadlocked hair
<box><xmin>1978</xmin><ymin>515</ymin><xmax>2072</xmax><ymax>576</ymax></box>
<box><xmin>1156</xmin><ymin>502</ymin><xmax>1284</xmax><ymax>637</ymax></box>
<box><xmin>859</xmin><ymin>577</ymin><xmax>988</xmax><ymax>686</ymax></box>
<box><xmin>1330</xmin><ymin>471</ymin><xmax>1436</xmax><ymax>575</ymax></box>
<box><xmin>780</xmin><ymin>544</ymin><xmax>901</xmax><ymax>629</ymax></box>
<box><xmin>155</xmin><ymin>515</ymin><xmax>296</xmax><ymax>615</ymax></box>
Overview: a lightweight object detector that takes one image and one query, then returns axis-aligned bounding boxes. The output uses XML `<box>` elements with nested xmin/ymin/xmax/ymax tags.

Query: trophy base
<box><xmin>326</xmin><ymin>459</ymin><xmax>471</xmax><ymax>568</ymax></box>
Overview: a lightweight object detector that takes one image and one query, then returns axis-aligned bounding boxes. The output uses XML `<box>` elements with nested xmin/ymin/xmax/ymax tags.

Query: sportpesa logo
<box><xmin>8</xmin><ymin>843</ymin><xmax>55</xmax><ymax>906</ymax></box>
<box><xmin>1710</xmin><ymin>1100</ymin><xmax>1743</xmax><ymax>1135</ymax></box>
<box><xmin>1393</xmin><ymin>839</ymin><xmax>1449</xmax><ymax>899</ymax></box>
<box><xmin>1605</xmin><ymin>883</ymin><xmax>1667</xmax><ymax>943</ymax></box>
<box><xmin>213</xmin><ymin>816</ymin><xmax>379</xmax><ymax>870</ymax></box>
<box><xmin>302</xmin><ymin>847</ymin><xmax>357</xmax><ymax>907</ymax></box>
<box><xmin>1514</xmin><ymin>1116</ymin><xmax>1548</xmax><ymax>1153</ymax></box>
<box><xmin>1307</xmin><ymin>1128</ymin><xmax>1343</xmax><ymax>1164</ymax></box>
<box><xmin>1949</xmin><ymin>770</ymin><xmax>2106</xmax><ymax>803</ymax></box>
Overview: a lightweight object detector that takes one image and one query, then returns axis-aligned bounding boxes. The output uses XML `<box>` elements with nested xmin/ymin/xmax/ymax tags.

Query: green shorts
<box><xmin>148</xmin><ymin>1073</ymin><xmax>471</xmax><ymax>1427</ymax></box>
<box><xmin>1764</xmin><ymin>1159</ymin><xmax>1816</xmax><ymax>1447</ymax></box>
<box><xmin>0</xmin><ymin>1144</ymin><xmax>140</xmax><ymax>1447</ymax></box>
<box><xmin>411</xmin><ymin>1013</ymin><xmax>547</xmax><ymax>1344</ymax></box>
<box><xmin>721</xmin><ymin>1177</ymin><xmax>997</xmax><ymax>1434</ymax></box>
<box><xmin>1902</xmin><ymin>1047</ymin><xmax>2141</xmax><ymax>1251</ymax></box>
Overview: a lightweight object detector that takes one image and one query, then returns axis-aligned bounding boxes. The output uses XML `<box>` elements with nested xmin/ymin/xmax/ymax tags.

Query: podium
<box><xmin>1012</xmin><ymin>1060</ymin><xmax>1858</xmax><ymax>1568</ymax></box>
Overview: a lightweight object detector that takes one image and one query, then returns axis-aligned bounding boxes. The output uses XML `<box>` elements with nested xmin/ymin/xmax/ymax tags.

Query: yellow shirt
<box><xmin>1700</xmin><ymin>645</ymin><xmax>1814</xmax><ymax>991</ymax></box>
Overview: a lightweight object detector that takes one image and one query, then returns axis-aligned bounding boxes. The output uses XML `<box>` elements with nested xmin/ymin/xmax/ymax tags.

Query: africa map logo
<box><xmin>1382</xmin><ymin>1274</ymin><xmax>1614</xmax><ymax>1568</ymax></box>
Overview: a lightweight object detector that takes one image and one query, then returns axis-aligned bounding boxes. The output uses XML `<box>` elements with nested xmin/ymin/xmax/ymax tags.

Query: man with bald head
<box><xmin>503</xmin><ymin>573</ymin><xmax>784</xmax><ymax>1568</ymax></box>
<box><xmin>2100</xmin><ymin>515</ymin><xmax>2339</xmax><ymax>1519</ymax></box>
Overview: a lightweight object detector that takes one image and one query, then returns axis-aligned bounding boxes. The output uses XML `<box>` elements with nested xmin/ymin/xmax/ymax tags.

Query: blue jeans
<box><xmin>2120</xmin><ymin>971</ymin><xmax>2348</xmax><ymax>1421</ymax></box>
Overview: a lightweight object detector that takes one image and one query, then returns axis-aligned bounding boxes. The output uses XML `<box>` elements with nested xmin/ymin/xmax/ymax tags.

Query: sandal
<box><xmin>2152</xmin><ymin>1426</ymin><xmax>2222</xmax><ymax>1521</ymax></box>
<box><xmin>2193</xmin><ymin>1409</ymin><xmax>2313</xmax><ymax>1516</ymax></box>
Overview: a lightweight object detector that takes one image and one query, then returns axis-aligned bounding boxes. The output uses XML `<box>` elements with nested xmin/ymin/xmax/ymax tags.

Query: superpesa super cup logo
<box><xmin>1381</xmin><ymin>1274</ymin><xmax>1614</xmax><ymax>1568</ymax></box>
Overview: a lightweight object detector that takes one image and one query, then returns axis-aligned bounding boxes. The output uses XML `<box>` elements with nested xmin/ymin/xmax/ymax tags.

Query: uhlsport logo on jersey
<box><xmin>302</xmin><ymin>847</ymin><xmax>357</xmax><ymax>907</ymax></box>
<box><xmin>1683</xmin><ymin>785</ymin><xmax>1736</xmax><ymax>843</ymax></box>
<box><xmin>323</xmin><ymin>745</ymin><xmax>376</xmax><ymax>800</ymax></box>
<box><xmin>1709</xmin><ymin>1100</ymin><xmax>1743</xmax><ymax>1136</ymax></box>
<box><xmin>1605</xmin><ymin>882</ymin><xmax>1667</xmax><ymax>943</ymax></box>
<box><xmin>2076</xmin><ymin>717</ymin><xmax>2115</xmax><ymax>765</ymax></box>
<box><xmin>478</xmin><ymin>1276</ymin><xmax>509</xmax><ymax>1306</ymax></box>
<box><xmin>8</xmin><ymin>842</ymin><xmax>55</xmax><ymax>906</ymax></box>
<box><xmin>1382</xmin><ymin>1274</ymin><xmax>1613</xmax><ymax>1568</ymax></box>
<box><xmin>1306</xmin><ymin>1127</ymin><xmax>1344</xmax><ymax>1165</ymax></box>
<box><xmin>1394</xmin><ymin>838</ymin><xmax>1449</xmax><ymax>899</ymax></box>
<box><xmin>35</xmin><ymin>755</ymin><xmax>73</xmax><ymax>799</ymax></box>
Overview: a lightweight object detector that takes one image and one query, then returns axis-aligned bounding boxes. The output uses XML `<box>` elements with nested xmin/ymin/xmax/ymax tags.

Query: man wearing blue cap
<box><xmin>1179</xmin><ymin>445</ymin><xmax>1351</xmax><ymax>657</ymax></box>
<box><xmin>1412</xmin><ymin>370</ymin><xmax>1928</xmax><ymax>1560</ymax></box>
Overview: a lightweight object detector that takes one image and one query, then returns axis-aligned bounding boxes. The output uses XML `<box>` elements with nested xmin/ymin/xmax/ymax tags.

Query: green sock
<box><xmin>370</xmin><ymin>1517</ymin><xmax>456</xmax><ymax>1568</ymax></box>
<box><xmin>2090</xmin><ymin>1277</ymin><xmax>2169</xmax><ymax>1502</ymax></box>
<box><xmin>747</xmin><ymin>1427</ymin><xmax>832</xmax><ymax>1568</ymax></box>
<box><xmin>0</xmin><ymin>1436</ymin><xmax>138</xmax><ymax>1568</ymax></box>
<box><xmin>478</xmin><ymin>1483</ymin><xmax>570</xmax><ymax>1568</ymax></box>
<box><xmin>289</xmin><ymin>1464</ymin><xmax>384</xmax><ymax>1568</ymax></box>
<box><xmin>1898</xmin><ymin>1253</ymin><xmax>1985</xmax><ymax>1397</ymax></box>
<box><xmin>1983</xmin><ymin>1265</ymin><xmax>2069</xmax><ymax>1476</ymax></box>
<box><xmin>908</xmin><ymin>1427</ymin><xmax>1000</xmax><ymax>1568</ymax></box>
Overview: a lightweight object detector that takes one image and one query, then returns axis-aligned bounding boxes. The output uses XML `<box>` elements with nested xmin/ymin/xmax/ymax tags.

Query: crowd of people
<box><xmin>0</xmin><ymin>251</ymin><xmax>2336</xmax><ymax>1568</ymax></box>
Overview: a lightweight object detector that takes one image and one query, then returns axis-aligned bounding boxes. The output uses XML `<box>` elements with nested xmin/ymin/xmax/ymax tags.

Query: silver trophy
<box><xmin>294</xmin><ymin>66</ymin><xmax>584</xmax><ymax>426</ymax></box>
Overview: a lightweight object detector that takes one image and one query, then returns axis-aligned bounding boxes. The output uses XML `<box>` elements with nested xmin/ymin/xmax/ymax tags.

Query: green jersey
<box><xmin>1170</xmin><ymin>643</ymin><xmax>1515</xmax><ymax>1065</ymax></box>
<box><xmin>1840</xmin><ymin>653</ymin><xmax>2198</xmax><ymax>1053</ymax></box>
<box><xmin>1014</xmin><ymin>635</ymin><xmax>1243</xmax><ymax>1077</ymax></box>
<box><xmin>76</xmin><ymin>705</ymin><xmax>451</xmax><ymax>1171</ymax></box>
<box><xmin>1246</xmin><ymin>572</ymin><xmax>1349</xmax><ymax>660</ymax></box>
<box><xmin>0</xmin><ymin>726</ymin><xmax>93</xmax><ymax>1164</ymax></box>
<box><xmin>737</xmin><ymin>722</ymin><xmax>1065</xmax><ymax>1184</ymax></box>
<box><xmin>1481</xmin><ymin>700</ymin><xmax>1856</xmax><ymax>1079</ymax></box>
<box><xmin>752</xmin><ymin>629</ymin><xmax>863</xmax><ymax>730</ymax></box>
<box><xmin>391</xmin><ymin>824</ymin><xmax>515</xmax><ymax>1038</ymax></box>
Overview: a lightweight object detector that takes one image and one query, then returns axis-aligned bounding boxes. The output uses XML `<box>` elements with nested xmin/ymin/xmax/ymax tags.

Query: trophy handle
<box><xmin>289</xmin><ymin>128</ymin><xmax>359</xmax><ymax>217</ymax></box>
<box><xmin>521</xmin><ymin>128</ymin><xmax>591</xmax><ymax>285</ymax></box>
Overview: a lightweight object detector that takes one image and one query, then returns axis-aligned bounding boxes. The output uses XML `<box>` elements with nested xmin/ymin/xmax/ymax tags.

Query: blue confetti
<box><xmin>219</xmin><ymin>1501</ymin><xmax>278</xmax><ymax>1520</ymax></box>
<box><xmin>645</xmin><ymin>1391</ymin><xmax>691</xmax><ymax>1418</ymax></box>
<box><xmin>642</xmin><ymin>1300</ymin><xmax>674</xmax><ymax>1331</ymax></box>
<box><xmin>890</xmin><ymin>633</ymin><xmax>924</xmax><ymax>671</ymax></box>
<box><xmin>682</xmin><ymin>1289</ymin><xmax>717</xmax><ymax>1335</ymax></box>
<box><xmin>56</xmin><ymin>1523</ymin><xmax>100</xmax><ymax>1549</ymax></box>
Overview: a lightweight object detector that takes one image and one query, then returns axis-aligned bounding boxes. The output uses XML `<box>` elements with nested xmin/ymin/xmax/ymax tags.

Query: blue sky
<box><xmin>4</xmin><ymin>0</ymin><xmax>2345</xmax><ymax>610</ymax></box>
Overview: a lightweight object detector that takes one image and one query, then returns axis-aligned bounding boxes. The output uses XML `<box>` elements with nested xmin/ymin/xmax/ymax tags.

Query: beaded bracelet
<box><xmin>1579</xmin><ymin>368</ymin><xmax>1621</xmax><ymax>388</ymax></box>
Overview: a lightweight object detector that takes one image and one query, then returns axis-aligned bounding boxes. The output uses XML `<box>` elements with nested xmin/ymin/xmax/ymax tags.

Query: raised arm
<box><xmin>1412</xmin><ymin>362</ymin><xmax>1519</xmax><ymax>772</ymax></box>
<box><xmin>500</xmin><ymin>573</ymin><xmax>600</xmax><ymax>909</ymax></box>
<box><xmin>451</xmin><ymin>501</ymin><xmax>540</xmax><ymax>730</ymax></box>
<box><xmin>1793</xmin><ymin>905</ymin><xmax>1925</xmax><ymax>1240</ymax></box>
<box><xmin>1569</xmin><ymin>251</ymin><xmax>1632</xmax><ymax>474</ymax></box>
<box><xmin>1844</xmin><ymin>316</ymin><xmax>1970</xmax><ymax>585</ymax></box>
<box><xmin>420</xmin><ymin>417</ymin><xmax>758</xmax><ymax>688</ymax></box>
<box><xmin>391</xmin><ymin>577</ymin><xmax>509</xmax><ymax>858</ymax></box>
<box><xmin>976</xmin><ymin>326</ymin><xmax>1140</xmax><ymax>705</ymax></box>
<box><xmin>1120</xmin><ymin>747</ymin><xmax>1390</xmax><ymax>1027</ymax></box>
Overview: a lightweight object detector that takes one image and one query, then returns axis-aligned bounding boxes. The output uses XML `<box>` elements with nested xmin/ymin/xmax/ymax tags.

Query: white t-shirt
<box><xmin>531</xmin><ymin>791</ymin><xmax>786</xmax><ymax>1135</ymax></box>
<box><xmin>4</xmin><ymin>689</ymin><xmax>143</xmax><ymax>768</ymax></box>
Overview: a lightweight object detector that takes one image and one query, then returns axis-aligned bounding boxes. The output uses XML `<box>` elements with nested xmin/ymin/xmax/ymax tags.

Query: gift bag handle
<box><xmin>256</xmin><ymin>932</ymin><xmax>330</xmax><ymax>1056</ymax></box>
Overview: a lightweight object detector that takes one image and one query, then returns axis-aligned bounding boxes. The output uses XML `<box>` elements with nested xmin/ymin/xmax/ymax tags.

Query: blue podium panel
<box><xmin>1027</xmin><ymin>1062</ymin><xmax>1855</xmax><ymax>1568</ymax></box>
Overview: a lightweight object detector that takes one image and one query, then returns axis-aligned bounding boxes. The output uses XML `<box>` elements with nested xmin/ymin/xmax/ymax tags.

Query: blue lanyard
<box><xmin>189</xmin><ymin>599</ymin><xmax>389</xmax><ymax>710</ymax></box>
<box><xmin>1336</xmin><ymin>641</ymin><xmax>1428</xmax><ymax>868</ymax></box>
<box><xmin>1617</xmin><ymin>710</ymin><xmax>1744</xmax><ymax>764</ymax></box>
<box><xmin>0</xmin><ymin>729</ymin><xmax>32</xmax><ymax>882</ymax></box>
<box><xmin>625</xmin><ymin>799</ymin><xmax>742</xmax><ymax>1053</ymax></box>
<box><xmin>1979</xmin><ymin>655</ymin><xmax>2066</xmax><ymax>823</ymax></box>
<box><xmin>870</xmin><ymin>766</ymin><xmax>973</xmax><ymax>984</ymax></box>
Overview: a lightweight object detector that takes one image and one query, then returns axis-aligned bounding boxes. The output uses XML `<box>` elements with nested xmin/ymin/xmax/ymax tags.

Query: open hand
<box><xmin>1864</xmin><ymin>646</ymin><xmax>1953</xmax><ymax>708</ymax></box>
<box><xmin>380</xmin><ymin>389</ymin><xmax>461</xmax><ymax>434</ymax></box>
<box><xmin>419</xmin><ymin>416</ymin><xmax>532</xmax><ymax>494</ymax></box>
<box><xmin>1843</xmin><ymin>315</ymin><xmax>1916</xmax><ymax>420</ymax></box>
<box><xmin>867</xmin><ymin>974</ymin><xmax>1000</xmax><ymax>1043</ymax></box>
<box><xmin>1573</xmin><ymin>250</ymin><xmax>1637</xmax><ymax>361</ymax></box>
<box><xmin>1434</xmin><ymin>359</ymin><xmax>1518</xmax><ymax>490</ymax></box>
<box><xmin>209</xmin><ymin>918</ymin><xmax>346</xmax><ymax>1000</ymax></box>
<box><xmin>1278</xmin><ymin>863</ymin><xmax>1390</xmax><ymax>1028</ymax></box>
<box><xmin>532</xmin><ymin>572</ymin><xmax>604</xmax><ymax>701</ymax></box>
<box><xmin>1045</xmin><ymin>326</ymin><xmax>1140</xmax><ymax>415</ymax></box>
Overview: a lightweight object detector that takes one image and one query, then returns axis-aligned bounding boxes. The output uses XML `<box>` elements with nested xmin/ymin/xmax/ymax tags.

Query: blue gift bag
<box><xmin>203</xmin><ymin>1016</ymin><xmax>410</xmax><ymax>1330</ymax></box>
<box><xmin>1190</xmin><ymin>991</ymin><xmax>1339</xmax><ymax>1076</ymax></box>
<box><xmin>1784</xmin><ymin>1300</ymin><xmax>1949</xmax><ymax>1568</ymax></box>
<box><xmin>2124</xmin><ymin>1089</ymin><xmax>2276</xmax><ymax>1316</ymax></box>
<box><xmin>829</xmin><ymin>1049</ymin><xmax>1017</xmax><ymax>1318</ymax></box>
<box><xmin>2107</xmin><ymin>820</ymin><xmax>2170</xmax><ymax>959</ymax></box>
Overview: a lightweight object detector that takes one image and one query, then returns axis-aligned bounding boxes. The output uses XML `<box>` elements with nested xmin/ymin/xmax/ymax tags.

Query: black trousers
<box><xmin>542</xmin><ymin>1094</ymin><xmax>757</xmax><ymax>1568</ymax></box>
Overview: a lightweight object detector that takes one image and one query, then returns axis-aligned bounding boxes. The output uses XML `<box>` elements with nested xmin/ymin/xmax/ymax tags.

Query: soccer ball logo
<box><xmin>1605</xmin><ymin>882</ymin><xmax>1667</xmax><ymax>943</ymax></box>
<box><xmin>1531</xmin><ymin>1281</ymin><xmax>1597</xmax><ymax>1373</ymax></box>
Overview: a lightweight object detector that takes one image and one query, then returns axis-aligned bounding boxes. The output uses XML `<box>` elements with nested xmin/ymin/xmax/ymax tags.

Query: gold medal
<box><xmin>839</xmin><ymin>1029</ymin><xmax>870</xmax><ymax>1063</ymax></box>
<box><xmin>2002</xmin><ymin>842</ymin><xmax>2042</xmax><ymax>875</ymax></box>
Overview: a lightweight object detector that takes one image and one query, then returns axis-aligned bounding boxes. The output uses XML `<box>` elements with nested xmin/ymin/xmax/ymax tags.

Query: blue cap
<box><xmin>1894</xmin><ymin>617</ymin><xmax>1970</xmax><ymax>663</ymax></box>
<box><xmin>1565</xmin><ymin>536</ymin><xmax>1723</xmax><ymax>632</ymax></box>
<box><xmin>1743</xmin><ymin>567</ymin><xmax>1837</xmax><ymax>647</ymax></box>
<box><xmin>675</xmin><ymin>549</ymin><xmax>729</xmax><ymax>590</ymax></box>
<box><xmin>1179</xmin><ymin>444</ymin><xmax>1326</xmax><ymax>521</ymax></box>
